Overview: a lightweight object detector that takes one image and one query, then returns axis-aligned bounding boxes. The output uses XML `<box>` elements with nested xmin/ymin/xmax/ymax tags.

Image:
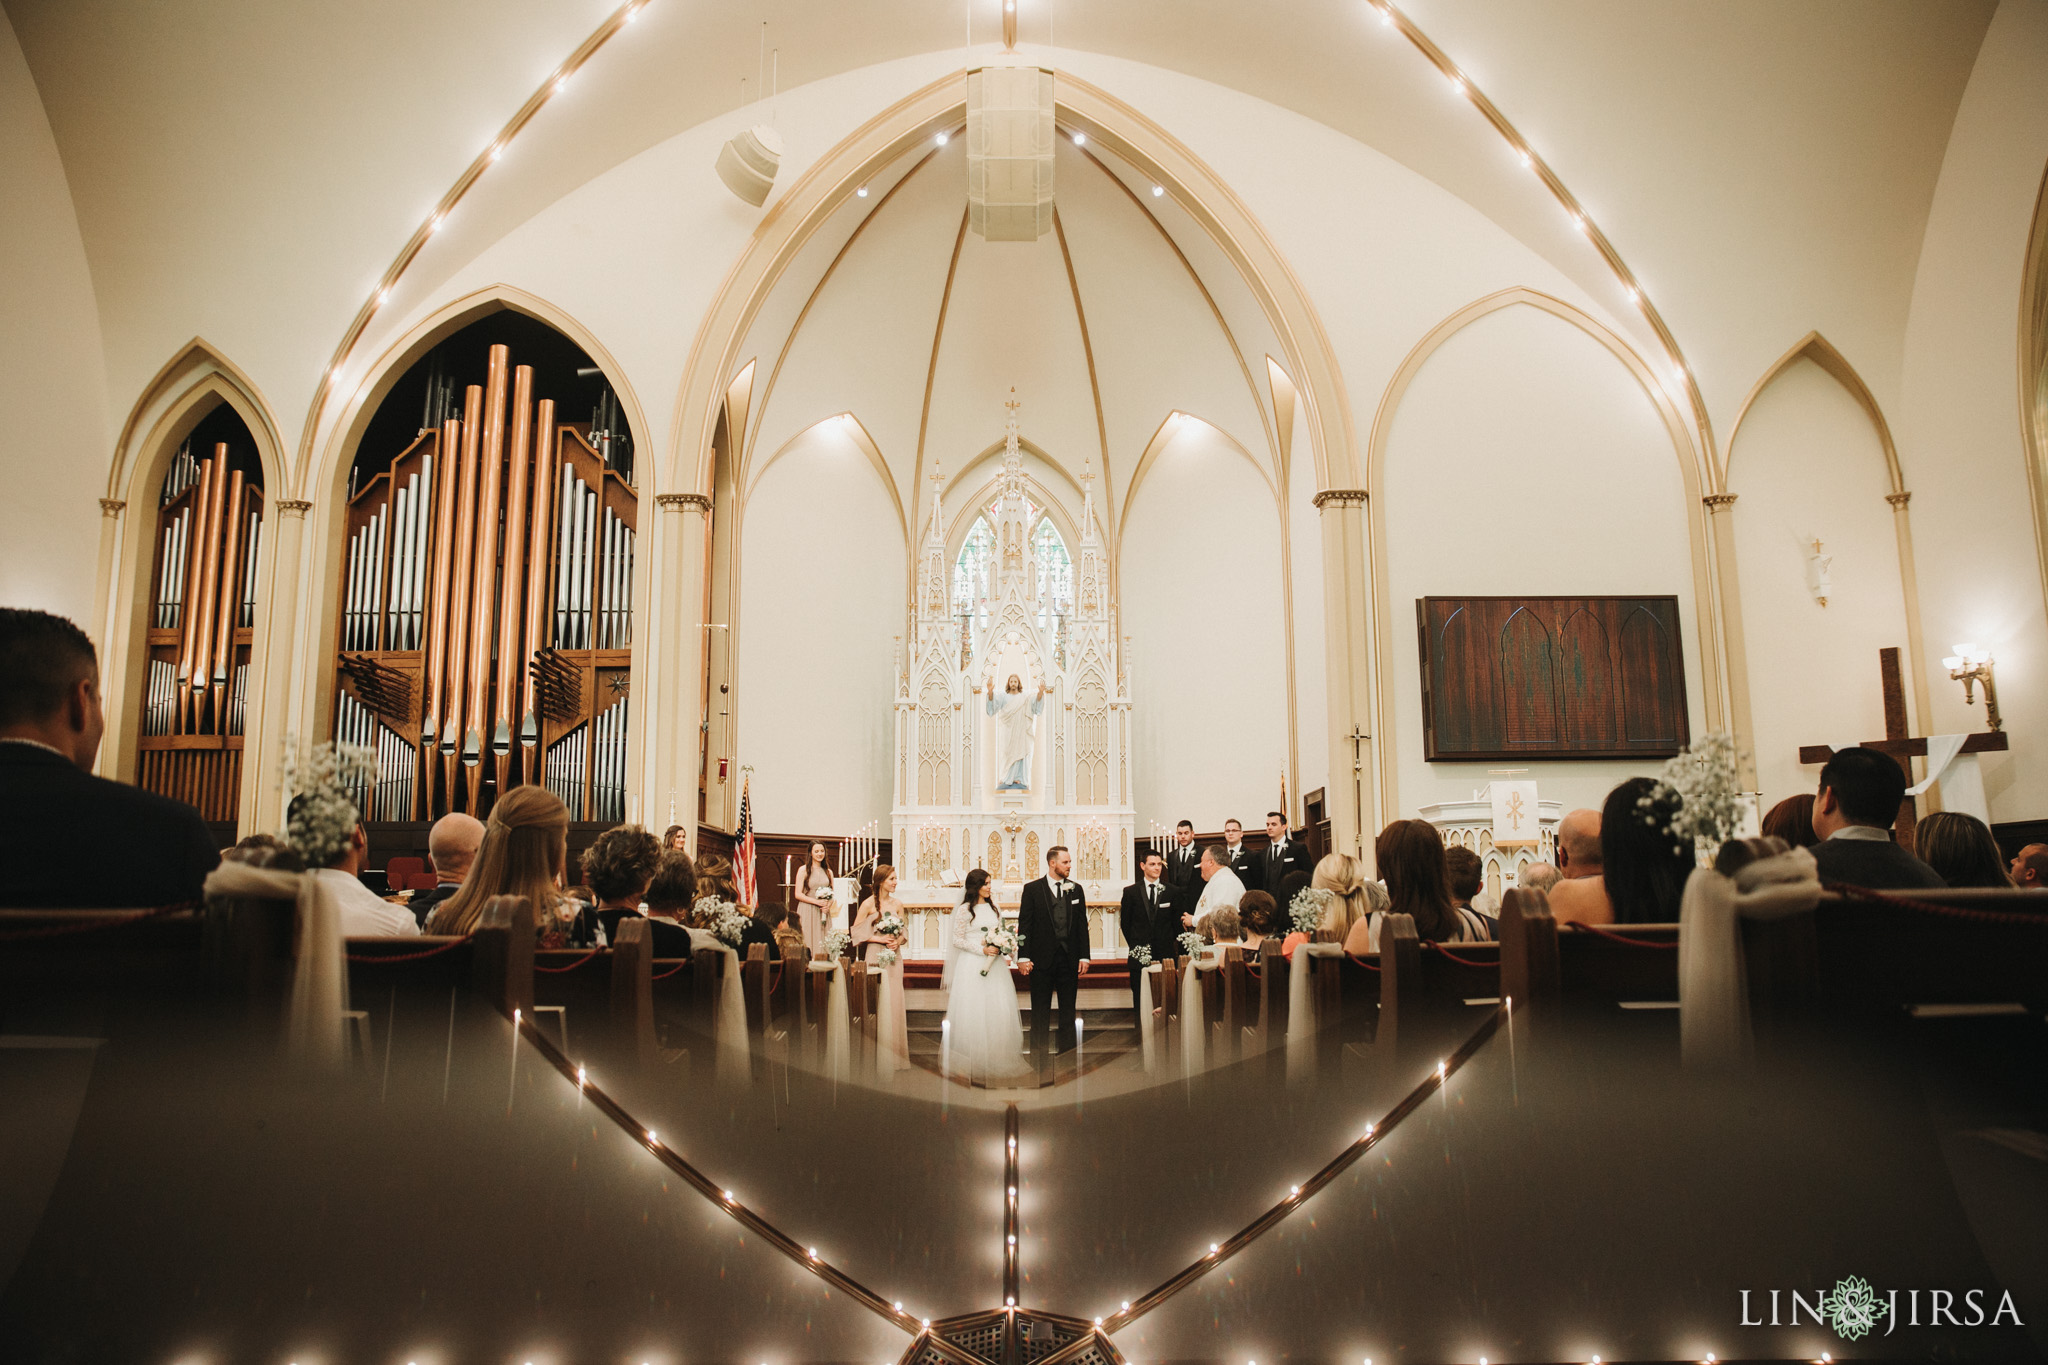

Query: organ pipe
<box><xmin>210</xmin><ymin>467</ymin><xmax>246</xmax><ymax>720</ymax></box>
<box><xmin>442</xmin><ymin>384</ymin><xmax>483</xmax><ymax>787</ymax></box>
<box><xmin>420</xmin><ymin>415</ymin><xmax>462</xmax><ymax>811</ymax></box>
<box><xmin>176</xmin><ymin>455</ymin><xmax>213</xmax><ymax>695</ymax></box>
<box><xmin>493</xmin><ymin>364</ymin><xmax>535</xmax><ymax>799</ymax></box>
<box><xmin>520</xmin><ymin>397</ymin><xmax>557</xmax><ymax>757</ymax></box>
<box><xmin>463</xmin><ymin>344</ymin><xmax>509</xmax><ymax>813</ymax></box>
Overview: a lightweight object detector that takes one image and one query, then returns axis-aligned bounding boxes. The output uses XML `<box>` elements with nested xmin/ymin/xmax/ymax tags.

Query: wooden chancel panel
<box><xmin>1418</xmin><ymin>596</ymin><xmax>1688</xmax><ymax>761</ymax></box>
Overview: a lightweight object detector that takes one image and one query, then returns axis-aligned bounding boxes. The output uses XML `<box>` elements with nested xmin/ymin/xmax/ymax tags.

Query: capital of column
<box><xmin>98</xmin><ymin>498</ymin><xmax>127</xmax><ymax>518</ymax></box>
<box><xmin>1312</xmin><ymin>487</ymin><xmax>1368</xmax><ymax>510</ymax></box>
<box><xmin>657</xmin><ymin>492</ymin><xmax>712</xmax><ymax>514</ymax></box>
<box><xmin>275</xmin><ymin>499</ymin><xmax>314</xmax><ymax>519</ymax></box>
<box><xmin>1702</xmin><ymin>493</ymin><xmax>1738</xmax><ymax>510</ymax></box>
<box><xmin>1885</xmin><ymin>491</ymin><xmax>1912</xmax><ymax>508</ymax></box>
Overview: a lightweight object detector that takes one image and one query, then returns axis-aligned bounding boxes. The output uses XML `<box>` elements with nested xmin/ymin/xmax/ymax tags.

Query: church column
<box><xmin>1314</xmin><ymin>488</ymin><xmax>1374</xmax><ymax>865</ymax></box>
<box><xmin>91</xmin><ymin>499</ymin><xmax>127</xmax><ymax>779</ymax></box>
<box><xmin>1703</xmin><ymin>493</ymin><xmax>1758</xmax><ymax>789</ymax></box>
<box><xmin>245</xmin><ymin>497</ymin><xmax>312</xmax><ymax>833</ymax></box>
<box><xmin>655</xmin><ymin>492</ymin><xmax>712</xmax><ymax>853</ymax></box>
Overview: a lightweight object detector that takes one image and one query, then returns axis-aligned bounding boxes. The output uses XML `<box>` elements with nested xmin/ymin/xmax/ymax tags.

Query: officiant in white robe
<box><xmin>1185</xmin><ymin>843</ymin><xmax>1246</xmax><ymax>929</ymax></box>
<box><xmin>985</xmin><ymin>674</ymin><xmax>1045</xmax><ymax>792</ymax></box>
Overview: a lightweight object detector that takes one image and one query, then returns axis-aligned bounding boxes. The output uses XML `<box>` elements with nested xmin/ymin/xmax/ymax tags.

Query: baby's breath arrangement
<box><xmin>1288</xmin><ymin>886</ymin><xmax>1333</xmax><ymax>936</ymax></box>
<box><xmin>282</xmin><ymin>737</ymin><xmax>375</xmax><ymax>869</ymax></box>
<box><xmin>1643</xmin><ymin>730</ymin><xmax>1747</xmax><ymax>857</ymax></box>
<box><xmin>1128</xmin><ymin>944</ymin><xmax>1153</xmax><ymax>966</ymax></box>
<box><xmin>823</xmin><ymin>929</ymin><xmax>852</xmax><ymax>962</ymax></box>
<box><xmin>696</xmin><ymin>895</ymin><xmax>750</xmax><ymax>948</ymax></box>
<box><xmin>1176</xmin><ymin>930</ymin><xmax>1204</xmax><ymax>960</ymax></box>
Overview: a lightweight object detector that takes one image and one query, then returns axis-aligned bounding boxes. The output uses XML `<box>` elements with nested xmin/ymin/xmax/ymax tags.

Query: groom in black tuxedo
<box><xmin>1017</xmin><ymin>844</ymin><xmax>1089</xmax><ymax>1058</ymax></box>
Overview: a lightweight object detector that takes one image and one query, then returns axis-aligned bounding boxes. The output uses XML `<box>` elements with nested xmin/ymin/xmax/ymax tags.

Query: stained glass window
<box><xmin>953</xmin><ymin>515</ymin><xmax>995</xmax><ymax>623</ymax></box>
<box><xmin>1033</xmin><ymin>518</ymin><xmax>1071</xmax><ymax>627</ymax></box>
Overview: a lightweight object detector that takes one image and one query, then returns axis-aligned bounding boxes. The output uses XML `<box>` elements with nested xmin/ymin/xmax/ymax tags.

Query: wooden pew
<box><xmin>740</xmin><ymin>943</ymin><xmax>770</xmax><ymax>1033</ymax></box>
<box><xmin>1805</xmin><ymin>887</ymin><xmax>2048</xmax><ymax>1015</ymax></box>
<box><xmin>609</xmin><ymin>917</ymin><xmax>655</xmax><ymax>1063</ymax></box>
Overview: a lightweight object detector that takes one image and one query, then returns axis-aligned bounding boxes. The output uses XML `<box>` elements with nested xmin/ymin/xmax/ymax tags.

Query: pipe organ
<box><xmin>334</xmin><ymin>342</ymin><xmax>636</xmax><ymax>821</ymax></box>
<box><xmin>141</xmin><ymin>441</ymin><xmax>264</xmax><ymax>820</ymax></box>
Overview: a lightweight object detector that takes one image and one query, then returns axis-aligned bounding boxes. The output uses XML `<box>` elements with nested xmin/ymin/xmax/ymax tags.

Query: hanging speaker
<box><xmin>715</xmin><ymin>124</ymin><xmax>784</xmax><ymax>207</ymax></box>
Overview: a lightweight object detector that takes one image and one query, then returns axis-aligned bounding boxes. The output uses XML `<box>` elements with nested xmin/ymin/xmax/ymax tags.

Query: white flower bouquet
<box><xmin>1177</xmin><ymin>930</ymin><xmax>1204</xmax><ymax>960</ymax></box>
<box><xmin>815</xmin><ymin>883</ymin><xmax>836</xmax><ymax>904</ymax></box>
<box><xmin>823</xmin><ymin>929</ymin><xmax>851</xmax><ymax>962</ymax></box>
<box><xmin>282</xmin><ymin>737</ymin><xmax>376</xmax><ymax>869</ymax></box>
<box><xmin>1128</xmin><ymin>944</ymin><xmax>1153</xmax><ymax>966</ymax></box>
<box><xmin>1288</xmin><ymin>886</ymin><xmax>1333</xmax><ymax>936</ymax></box>
<box><xmin>979</xmin><ymin>925</ymin><xmax>1020</xmax><ymax>977</ymax></box>
<box><xmin>875</xmin><ymin>910</ymin><xmax>905</xmax><ymax>939</ymax></box>
<box><xmin>875</xmin><ymin>947</ymin><xmax>900</xmax><ymax>968</ymax></box>
<box><xmin>697</xmin><ymin>895</ymin><xmax>750</xmax><ymax>948</ymax></box>
<box><xmin>1644</xmin><ymin>730</ymin><xmax>1748</xmax><ymax>858</ymax></box>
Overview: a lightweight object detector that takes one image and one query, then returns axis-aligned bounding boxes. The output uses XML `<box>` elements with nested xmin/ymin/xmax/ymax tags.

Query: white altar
<box><xmin>889</xmin><ymin>395</ymin><xmax>1134</xmax><ymax>958</ymax></box>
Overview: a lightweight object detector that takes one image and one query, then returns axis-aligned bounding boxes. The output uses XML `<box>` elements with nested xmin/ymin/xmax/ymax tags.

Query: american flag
<box><xmin>733</xmin><ymin>773</ymin><xmax>758</xmax><ymax>908</ymax></box>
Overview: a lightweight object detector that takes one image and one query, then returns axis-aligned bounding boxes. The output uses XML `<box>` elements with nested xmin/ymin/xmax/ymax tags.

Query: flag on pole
<box><xmin>734</xmin><ymin>773</ymin><xmax>759</xmax><ymax>908</ymax></box>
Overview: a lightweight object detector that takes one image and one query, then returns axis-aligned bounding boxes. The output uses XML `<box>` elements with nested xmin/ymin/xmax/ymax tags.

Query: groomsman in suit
<box><xmin>1163</xmin><ymin>820</ymin><xmax>1201</xmax><ymax>896</ymax></box>
<box><xmin>1222</xmin><ymin>818</ymin><xmax>1262</xmax><ymax>891</ymax></box>
<box><xmin>1258</xmin><ymin>811</ymin><xmax>1313</xmax><ymax>894</ymax></box>
<box><xmin>1119</xmin><ymin>849</ymin><xmax>1180</xmax><ymax>1015</ymax></box>
<box><xmin>1017</xmin><ymin>844</ymin><xmax>1090</xmax><ymax>1057</ymax></box>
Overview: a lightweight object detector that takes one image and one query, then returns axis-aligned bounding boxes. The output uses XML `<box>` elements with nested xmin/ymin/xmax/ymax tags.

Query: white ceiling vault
<box><xmin>0</xmin><ymin>0</ymin><xmax>2006</xmax><ymax>477</ymax></box>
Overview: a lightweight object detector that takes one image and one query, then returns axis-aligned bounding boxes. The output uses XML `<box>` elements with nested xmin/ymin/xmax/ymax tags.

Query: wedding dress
<box><xmin>942</xmin><ymin>900</ymin><xmax>1029</xmax><ymax>1080</ymax></box>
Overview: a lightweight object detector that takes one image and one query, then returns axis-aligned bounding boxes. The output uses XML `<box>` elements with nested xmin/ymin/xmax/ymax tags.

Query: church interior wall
<box><xmin>733</xmin><ymin>419</ymin><xmax>905</xmax><ymax>835</ymax></box>
<box><xmin>1123</xmin><ymin>418</ymin><xmax>1289</xmax><ymax>829</ymax></box>
<box><xmin>1898</xmin><ymin>0</ymin><xmax>2048</xmax><ymax>822</ymax></box>
<box><xmin>1380</xmin><ymin>302</ymin><xmax>1704</xmax><ymax>818</ymax></box>
<box><xmin>0</xmin><ymin>7</ymin><xmax>107</xmax><ymax>625</ymax></box>
<box><xmin>1286</xmin><ymin>397</ymin><xmax>1331</xmax><ymax>811</ymax></box>
<box><xmin>1726</xmin><ymin>356</ymin><xmax>1915</xmax><ymax>812</ymax></box>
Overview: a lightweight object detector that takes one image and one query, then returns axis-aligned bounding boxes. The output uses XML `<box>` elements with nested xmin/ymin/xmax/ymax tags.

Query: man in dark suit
<box><xmin>1223</xmin><ymin>818</ymin><xmax>1262</xmax><ymax>891</ymax></box>
<box><xmin>1258</xmin><ymin>810</ymin><xmax>1313</xmax><ymax>893</ymax></box>
<box><xmin>409</xmin><ymin>811</ymin><xmax>485</xmax><ymax>927</ymax></box>
<box><xmin>1810</xmin><ymin>746</ymin><xmax>1944</xmax><ymax>890</ymax></box>
<box><xmin>1118</xmin><ymin>848</ymin><xmax>1180</xmax><ymax>1015</ymax></box>
<box><xmin>0</xmin><ymin>608</ymin><xmax>219</xmax><ymax>908</ymax></box>
<box><xmin>1163</xmin><ymin>820</ymin><xmax>1202</xmax><ymax>898</ymax></box>
<box><xmin>1016</xmin><ymin>843</ymin><xmax>1089</xmax><ymax>1058</ymax></box>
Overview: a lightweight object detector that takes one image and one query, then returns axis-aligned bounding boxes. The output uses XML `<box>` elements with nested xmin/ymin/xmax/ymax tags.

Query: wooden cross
<box><xmin>1799</xmin><ymin>647</ymin><xmax>2008</xmax><ymax>853</ymax></box>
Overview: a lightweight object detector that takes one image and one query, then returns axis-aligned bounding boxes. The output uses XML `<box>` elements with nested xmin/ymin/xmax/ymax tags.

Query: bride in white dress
<box><xmin>942</xmin><ymin>869</ymin><xmax>1029</xmax><ymax>1082</ymax></box>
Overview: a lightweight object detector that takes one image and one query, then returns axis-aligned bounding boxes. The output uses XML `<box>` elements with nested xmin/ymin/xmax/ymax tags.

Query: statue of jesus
<box><xmin>983</xmin><ymin>674</ymin><xmax>1046</xmax><ymax>792</ymax></box>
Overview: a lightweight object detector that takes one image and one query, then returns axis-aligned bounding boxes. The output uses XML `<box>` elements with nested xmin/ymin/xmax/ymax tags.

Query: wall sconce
<box><xmin>1942</xmin><ymin>643</ymin><xmax>2002</xmax><ymax>731</ymax></box>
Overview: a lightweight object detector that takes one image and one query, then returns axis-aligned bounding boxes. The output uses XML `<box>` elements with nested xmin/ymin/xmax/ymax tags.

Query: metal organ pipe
<box><xmin>176</xmin><ymin>455</ymin><xmax>213</xmax><ymax>698</ymax></box>
<box><xmin>188</xmin><ymin>448</ymin><xmax>230</xmax><ymax>728</ymax></box>
<box><xmin>421</xmin><ymin>416</ymin><xmax>462</xmax><ymax>805</ymax></box>
<box><xmin>463</xmin><ymin>343</ymin><xmax>509</xmax><ymax>809</ymax></box>
<box><xmin>493</xmin><ymin>364</ymin><xmax>534</xmax><ymax>794</ymax></box>
<box><xmin>442</xmin><ymin>387</ymin><xmax>483</xmax><ymax>783</ymax></box>
<box><xmin>520</xmin><ymin>398</ymin><xmax>556</xmax><ymax>757</ymax></box>
<box><xmin>210</xmin><ymin>468</ymin><xmax>246</xmax><ymax>721</ymax></box>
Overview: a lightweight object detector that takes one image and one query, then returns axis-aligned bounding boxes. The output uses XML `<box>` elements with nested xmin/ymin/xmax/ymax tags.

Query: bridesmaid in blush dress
<box><xmin>851</xmin><ymin>863</ymin><xmax>910</xmax><ymax>1076</ymax></box>
<box><xmin>792</xmin><ymin>840</ymin><xmax>836</xmax><ymax>952</ymax></box>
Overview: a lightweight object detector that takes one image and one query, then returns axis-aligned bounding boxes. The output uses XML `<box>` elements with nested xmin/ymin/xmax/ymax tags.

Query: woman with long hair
<box><xmin>693</xmin><ymin>853</ymin><xmax>738</xmax><ymax>924</ymax></box>
<box><xmin>1358</xmin><ymin>820</ymin><xmax>1494</xmax><ymax>950</ymax></box>
<box><xmin>1915</xmin><ymin>811</ymin><xmax>2012</xmax><ymax>888</ymax></box>
<box><xmin>661</xmin><ymin>824</ymin><xmax>689</xmax><ymax>852</ymax></box>
<box><xmin>425</xmin><ymin>786</ymin><xmax>573</xmax><ymax>939</ymax></box>
<box><xmin>941</xmin><ymin>867</ymin><xmax>1027</xmax><ymax>1080</ymax></box>
<box><xmin>792</xmin><ymin>840</ymin><xmax>836</xmax><ymax>951</ymax></box>
<box><xmin>852</xmin><ymin>863</ymin><xmax>911</xmax><ymax>1075</ymax></box>
<box><xmin>1603</xmin><ymin>777</ymin><xmax>1697</xmax><ymax>923</ymax></box>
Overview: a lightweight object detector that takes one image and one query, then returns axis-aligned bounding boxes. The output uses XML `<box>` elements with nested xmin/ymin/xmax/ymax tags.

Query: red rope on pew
<box><xmin>1424</xmin><ymin>941</ymin><xmax>1499</xmax><ymax>969</ymax></box>
<box><xmin>534</xmin><ymin>947</ymin><xmax>604</xmax><ymax>974</ymax></box>
<box><xmin>1825</xmin><ymin>882</ymin><xmax>2048</xmax><ymax>926</ymax></box>
<box><xmin>650</xmin><ymin>959</ymin><xmax>689</xmax><ymax>980</ymax></box>
<box><xmin>0</xmin><ymin>901</ymin><xmax>197</xmax><ymax>942</ymax></box>
<box><xmin>345</xmin><ymin>935</ymin><xmax>474</xmax><ymax>964</ymax></box>
<box><xmin>1562</xmin><ymin>922</ymin><xmax>1680</xmax><ymax>950</ymax></box>
<box><xmin>1344</xmin><ymin>952</ymin><xmax>1381</xmax><ymax>972</ymax></box>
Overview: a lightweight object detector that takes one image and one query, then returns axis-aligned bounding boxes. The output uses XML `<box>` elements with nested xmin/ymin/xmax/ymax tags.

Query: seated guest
<box><xmin>2009</xmin><ymin>843</ymin><xmax>2048</xmax><ymax>890</ymax></box>
<box><xmin>0</xmin><ymin>607</ymin><xmax>220</xmax><ymax>908</ymax></box>
<box><xmin>224</xmin><ymin>834</ymin><xmax>302</xmax><ymax>871</ymax></box>
<box><xmin>409</xmin><ymin>812</ymin><xmax>485</xmax><ymax>927</ymax></box>
<box><xmin>765</xmin><ymin>903</ymin><xmax>807</xmax><ymax>958</ymax></box>
<box><xmin>737</xmin><ymin>901</ymin><xmax>780</xmax><ymax>959</ymax></box>
<box><xmin>1914</xmin><ymin>811</ymin><xmax>2011</xmax><ymax>889</ymax></box>
<box><xmin>1516</xmin><ymin>861</ymin><xmax>1560</xmax><ymax>896</ymax></box>
<box><xmin>424</xmin><ymin>786</ymin><xmax>575</xmax><ymax>937</ymax></box>
<box><xmin>1760</xmin><ymin>793</ymin><xmax>1818</xmax><ymax>849</ymax></box>
<box><xmin>1205</xmin><ymin>906</ymin><xmax>1246</xmax><ymax>954</ymax></box>
<box><xmin>1236</xmin><ymin>890</ymin><xmax>1277</xmax><ymax>950</ymax></box>
<box><xmin>1809</xmin><ymin>747</ymin><xmax>1944</xmax><ymax>890</ymax></box>
<box><xmin>694</xmin><ymin>853</ymin><xmax>738</xmax><ymax>913</ymax></box>
<box><xmin>1444</xmin><ymin>845</ymin><xmax>1491</xmax><ymax>919</ymax></box>
<box><xmin>1547</xmin><ymin>807</ymin><xmax>1614</xmax><ymax>926</ymax></box>
<box><xmin>640</xmin><ymin>851</ymin><xmax>701</xmax><ymax>955</ymax></box>
<box><xmin>286</xmin><ymin>794</ymin><xmax>419</xmax><ymax>938</ymax></box>
<box><xmin>581</xmin><ymin>824</ymin><xmax>663</xmax><ymax>944</ymax></box>
<box><xmin>1604</xmin><ymin>777</ymin><xmax>1698</xmax><ymax>922</ymax></box>
<box><xmin>1283</xmin><ymin>852</ymin><xmax>1373</xmax><ymax>957</ymax></box>
<box><xmin>1357</xmin><ymin>821</ymin><xmax>1494</xmax><ymax>951</ymax></box>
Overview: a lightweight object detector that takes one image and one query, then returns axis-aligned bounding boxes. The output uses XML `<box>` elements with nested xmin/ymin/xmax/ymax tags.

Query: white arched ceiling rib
<box><xmin>1052</xmin><ymin>139</ymin><xmax>1272</xmax><ymax>518</ymax></box>
<box><xmin>742</xmin><ymin>139</ymin><xmax>964</xmax><ymax>505</ymax></box>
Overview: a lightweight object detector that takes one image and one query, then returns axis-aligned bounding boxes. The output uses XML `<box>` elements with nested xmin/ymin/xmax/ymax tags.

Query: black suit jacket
<box><xmin>1119</xmin><ymin>879</ymin><xmax>1182</xmax><ymax>961</ymax></box>
<box><xmin>411</xmin><ymin>880</ymin><xmax>461</xmax><ymax>928</ymax></box>
<box><xmin>1226</xmin><ymin>843</ymin><xmax>1262</xmax><ymax>891</ymax></box>
<box><xmin>1163</xmin><ymin>844</ymin><xmax>1202</xmax><ymax>893</ymax></box>
<box><xmin>1018</xmin><ymin>875</ymin><xmax>1090</xmax><ymax>967</ymax></box>
<box><xmin>0</xmin><ymin>742</ymin><xmax>219</xmax><ymax>908</ymax></box>
<box><xmin>1811</xmin><ymin>835</ymin><xmax>1946</xmax><ymax>891</ymax></box>
<box><xmin>1259</xmin><ymin>834</ymin><xmax>1314</xmax><ymax>895</ymax></box>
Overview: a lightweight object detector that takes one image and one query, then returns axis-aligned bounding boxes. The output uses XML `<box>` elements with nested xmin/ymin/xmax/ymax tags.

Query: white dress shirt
<box><xmin>316</xmin><ymin>867</ymin><xmax>422</xmax><ymax>938</ymax></box>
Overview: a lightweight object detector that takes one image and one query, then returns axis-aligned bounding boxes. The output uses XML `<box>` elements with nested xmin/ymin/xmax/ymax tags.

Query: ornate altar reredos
<box><xmin>890</xmin><ymin>395</ymin><xmax>1133</xmax><ymax>921</ymax></box>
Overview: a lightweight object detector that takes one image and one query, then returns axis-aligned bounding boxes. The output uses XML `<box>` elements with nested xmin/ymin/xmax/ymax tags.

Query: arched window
<box><xmin>953</xmin><ymin>515</ymin><xmax>996</xmax><ymax>624</ymax></box>
<box><xmin>1032</xmin><ymin>517</ymin><xmax>1071</xmax><ymax>627</ymax></box>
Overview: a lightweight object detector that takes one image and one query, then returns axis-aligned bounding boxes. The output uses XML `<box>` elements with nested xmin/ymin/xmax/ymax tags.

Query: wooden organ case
<box><xmin>140</xmin><ymin>442</ymin><xmax>264</xmax><ymax>820</ymax></box>
<box><xmin>334</xmin><ymin>343</ymin><xmax>636</xmax><ymax>822</ymax></box>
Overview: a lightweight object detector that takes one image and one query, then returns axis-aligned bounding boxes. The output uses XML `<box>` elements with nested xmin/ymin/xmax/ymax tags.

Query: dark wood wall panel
<box><xmin>1418</xmin><ymin>595</ymin><xmax>1689</xmax><ymax>761</ymax></box>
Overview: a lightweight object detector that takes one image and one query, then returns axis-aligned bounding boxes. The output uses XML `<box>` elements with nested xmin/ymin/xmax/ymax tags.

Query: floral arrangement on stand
<box><xmin>822</xmin><ymin>930</ymin><xmax>851</xmax><ymax>963</ymax></box>
<box><xmin>282</xmin><ymin>737</ymin><xmax>376</xmax><ymax>869</ymax></box>
<box><xmin>1288</xmin><ymin>886</ymin><xmax>1333</xmax><ymax>937</ymax></box>
<box><xmin>1177</xmin><ymin>930</ymin><xmax>1204</xmax><ymax>961</ymax></box>
<box><xmin>1128</xmin><ymin>944</ymin><xmax>1152</xmax><ymax>966</ymax></box>
<box><xmin>978</xmin><ymin>924</ymin><xmax>1020</xmax><ymax>977</ymax></box>
<box><xmin>696</xmin><ymin>895</ymin><xmax>750</xmax><ymax>949</ymax></box>
<box><xmin>1643</xmin><ymin>730</ymin><xmax>1748</xmax><ymax>860</ymax></box>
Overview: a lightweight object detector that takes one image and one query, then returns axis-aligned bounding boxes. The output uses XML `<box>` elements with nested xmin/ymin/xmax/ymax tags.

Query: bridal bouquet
<box><xmin>1289</xmin><ymin>886</ymin><xmax>1333</xmax><ymax>936</ymax></box>
<box><xmin>1176</xmin><ymin>930</ymin><xmax>1204</xmax><ymax>960</ymax></box>
<box><xmin>979</xmin><ymin>925</ymin><xmax>1020</xmax><ymax>977</ymax></box>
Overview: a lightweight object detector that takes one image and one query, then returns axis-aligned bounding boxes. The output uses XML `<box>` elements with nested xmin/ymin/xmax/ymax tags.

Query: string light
<box><xmin>1209</xmin><ymin>1242</ymin><xmax>1220</xmax><ymax>1255</ymax></box>
<box><xmin>646</xmin><ymin>1128</ymin><xmax>658</xmax><ymax>1144</ymax></box>
<box><xmin>1151</xmin><ymin>184</ymin><xmax>1165</xmax><ymax>197</ymax></box>
<box><xmin>555</xmin><ymin>73</ymin><xmax>571</xmax><ymax>94</ymax></box>
<box><xmin>856</xmin><ymin>185</ymin><xmax>869</xmax><ymax>197</ymax></box>
<box><xmin>936</xmin><ymin>130</ymin><xmax>950</xmax><ymax>145</ymax></box>
<box><xmin>625</xmin><ymin>2</ymin><xmax>642</xmax><ymax>20</ymax></box>
<box><xmin>1436</xmin><ymin>1059</ymin><xmax>1447</xmax><ymax>1078</ymax></box>
<box><xmin>1517</xmin><ymin>148</ymin><xmax>1532</xmax><ymax>167</ymax></box>
<box><xmin>1072</xmin><ymin>131</ymin><xmax>1087</xmax><ymax>146</ymax></box>
<box><xmin>1378</xmin><ymin>4</ymin><xmax>1392</xmax><ymax>25</ymax></box>
<box><xmin>490</xmin><ymin>143</ymin><xmax>504</xmax><ymax>162</ymax></box>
